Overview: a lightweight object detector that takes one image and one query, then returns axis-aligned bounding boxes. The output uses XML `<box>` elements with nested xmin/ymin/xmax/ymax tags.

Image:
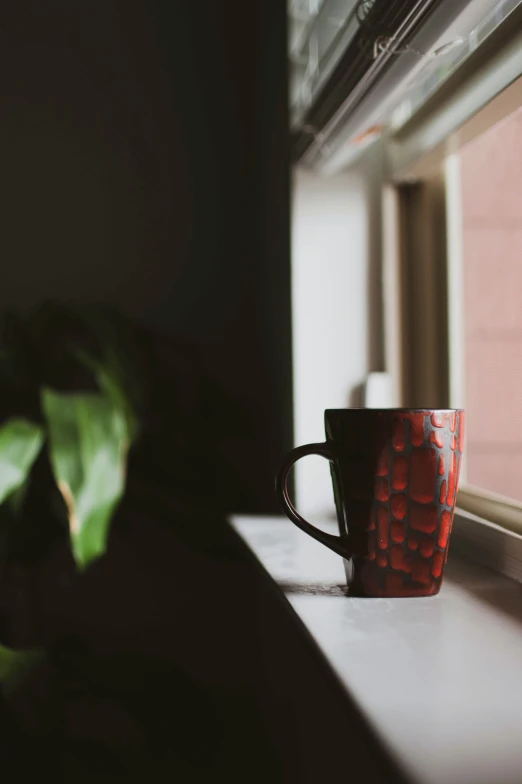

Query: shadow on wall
<box><xmin>348</xmin><ymin>382</ymin><xmax>366</xmax><ymax>408</ymax></box>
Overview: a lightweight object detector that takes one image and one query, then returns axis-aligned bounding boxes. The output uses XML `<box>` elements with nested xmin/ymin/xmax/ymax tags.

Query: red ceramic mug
<box><xmin>276</xmin><ymin>409</ymin><xmax>464</xmax><ymax>597</ymax></box>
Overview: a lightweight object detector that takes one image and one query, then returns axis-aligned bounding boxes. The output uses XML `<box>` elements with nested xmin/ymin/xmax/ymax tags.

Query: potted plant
<box><xmin>0</xmin><ymin>302</ymin><xmax>142</xmax><ymax>685</ymax></box>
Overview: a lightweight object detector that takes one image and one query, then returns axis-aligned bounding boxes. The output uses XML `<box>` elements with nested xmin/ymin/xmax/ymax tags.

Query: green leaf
<box><xmin>73</xmin><ymin>346</ymin><xmax>138</xmax><ymax>441</ymax></box>
<box><xmin>0</xmin><ymin>644</ymin><xmax>45</xmax><ymax>693</ymax></box>
<box><xmin>42</xmin><ymin>388</ymin><xmax>130</xmax><ymax>569</ymax></box>
<box><xmin>0</xmin><ymin>418</ymin><xmax>44</xmax><ymax>505</ymax></box>
<box><xmin>71</xmin><ymin>305</ymin><xmax>142</xmax><ymax>439</ymax></box>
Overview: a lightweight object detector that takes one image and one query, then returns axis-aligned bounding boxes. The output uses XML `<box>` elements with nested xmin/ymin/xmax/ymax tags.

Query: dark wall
<box><xmin>0</xmin><ymin>1</ymin><xmax>293</xmax><ymax>512</ymax></box>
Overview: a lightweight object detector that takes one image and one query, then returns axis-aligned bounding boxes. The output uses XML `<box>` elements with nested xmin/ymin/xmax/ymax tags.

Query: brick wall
<box><xmin>460</xmin><ymin>105</ymin><xmax>522</xmax><ymax>500</ymax></box>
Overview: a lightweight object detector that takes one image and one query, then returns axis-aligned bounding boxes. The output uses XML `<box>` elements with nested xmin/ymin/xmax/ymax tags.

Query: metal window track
<box><xmin>291</xmin><ymin>0</ymin><xmax>466</xmax><ymax>164</ymax></box>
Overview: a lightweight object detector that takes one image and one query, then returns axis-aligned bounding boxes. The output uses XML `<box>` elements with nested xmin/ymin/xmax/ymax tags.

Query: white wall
<box><xmin>291</xmin><ymin>144</ymin><xmax>384</xmax><ymax>519</ymax></box>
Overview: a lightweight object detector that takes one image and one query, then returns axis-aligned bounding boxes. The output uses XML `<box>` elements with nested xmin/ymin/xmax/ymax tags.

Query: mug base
<box><xmin>347</xmin><ymin>584</ymin><xmax>441</xmax><ymax>598</ymax></box>
<box><xmin>344</xmin><ymin>558</ymin><xmax>442</xmax><ymax>598</ymax></box>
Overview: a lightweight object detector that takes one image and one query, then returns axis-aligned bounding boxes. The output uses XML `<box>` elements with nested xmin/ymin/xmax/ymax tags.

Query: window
<box><xmin>290</xmin><ymin>0</ymin><xmax>522</xmax><ymax>533</ymax></box>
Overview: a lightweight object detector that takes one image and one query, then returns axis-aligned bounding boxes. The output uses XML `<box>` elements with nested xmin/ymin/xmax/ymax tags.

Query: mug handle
<box><xmin>275</xmin><ymin>443</ymin><xmax>351</xmax><ymax>559</ymax></box>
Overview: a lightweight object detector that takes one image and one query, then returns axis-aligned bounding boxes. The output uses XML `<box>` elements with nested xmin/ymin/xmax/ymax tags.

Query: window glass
<box><xmin>459</xmin><ymin>104</ymin><xmax>522</xmax><ymax>500</ymax></box>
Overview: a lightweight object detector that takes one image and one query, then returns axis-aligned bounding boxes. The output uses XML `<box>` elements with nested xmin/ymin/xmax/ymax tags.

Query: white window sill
<box><xmin>231</xmin><ymin>515</ymin><xmax>522</xmax><ymax>784</ymax></box>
